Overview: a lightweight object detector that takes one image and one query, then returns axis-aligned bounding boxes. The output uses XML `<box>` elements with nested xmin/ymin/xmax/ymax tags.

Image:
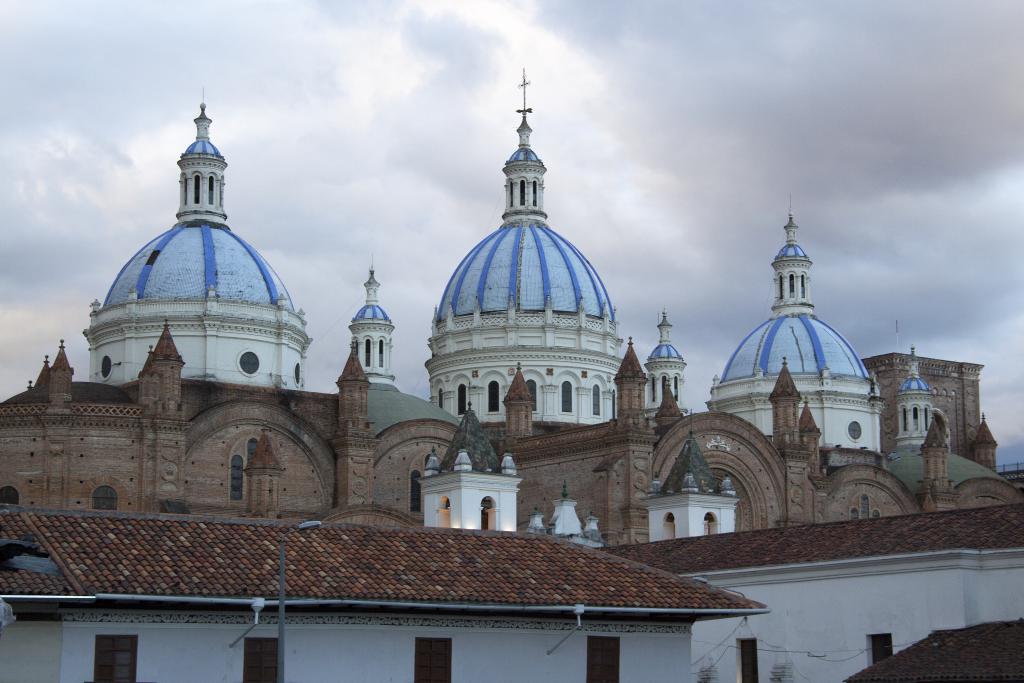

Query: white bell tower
<box><xmin>348</xmin><ymin>267</ymin><xmax>395</xmax><ymax>384</ymax></box>
<box><xmin>421</xmin><ymin>450</ymin><xmax>521</xmax><ymax>532</ymax></box>
<box><xmin>176</xmin><ymin>103</ymin><xmax>228</xmax><ymax>224</ymax></box>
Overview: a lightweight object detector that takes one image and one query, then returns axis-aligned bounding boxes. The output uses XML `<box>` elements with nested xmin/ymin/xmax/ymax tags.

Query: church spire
<box><xmin>502</xmin><ymin>69</ymin><xmax>547</xmax><ymax>224</ymax></box>
<box><xmin>770</xmin><ymin>213</ymin><xmax>814</xmax><ymax>317</ymax></box>
<box><xmin>177</xmin><ymin>102</ymin><xmax>228</xmax><ymax>224</ymax></box>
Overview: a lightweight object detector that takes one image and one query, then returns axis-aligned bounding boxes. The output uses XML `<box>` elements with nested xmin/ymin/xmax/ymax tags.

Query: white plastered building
<box><xmin>85</xmin><ymin>104</ymin><xmax>310</xmax><ymax>389</ymax></box>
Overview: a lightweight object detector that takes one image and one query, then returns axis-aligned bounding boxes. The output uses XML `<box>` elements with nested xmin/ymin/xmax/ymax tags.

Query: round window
<box><xmin>239</xmin><ymin>352</ymin><xmax>260</xmax><ymax>375</ymax></box>
<box><xmin>294</xmin><ymin>362</ymin><xmax>301</xmax><ymax>385</ymax></box>
<box><xmin>848</xmin><ymin>421</ymin><xmax>862</xmax><ymax>440</ymax></box>
<box><xmin>101</xmin><ymin>356</ymin><xmax>112</xmax><ymax>378</ymax></box>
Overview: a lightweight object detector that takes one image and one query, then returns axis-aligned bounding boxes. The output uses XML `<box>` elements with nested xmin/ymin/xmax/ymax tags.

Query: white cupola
<box><xmin>176</xmin><ymin>103</ymin><xmax>228</xmax><ymax>224</ymax></box>
<box><xmin>895</xmin><ymin>346</ymin><xmax>934</xmax><ymax>451</ymax></box>
<box><xmin>501</xmin><ymin>71</ymin><xmax>547</xmax><ymax>224</ymax></box>
<box><xmin>645</xmin><ymin>310</ymin><xmax>687</xmax><ymax>411</ymax></box>
<box><xmin>770</xmin><ymin>214</ymin><xmax>814</xmax><ymax>316</ymax></box>
<box><xmin>348</xmin><ymin>267</ymin><xmax>395</xmax><ymax>384</ymax></box>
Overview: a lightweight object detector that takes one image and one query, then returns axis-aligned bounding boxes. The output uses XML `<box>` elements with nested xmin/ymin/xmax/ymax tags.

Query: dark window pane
<box><xmin>410</xmin><ymin>471</ymin><xmax>422</xmax><ymax>513</ymax></box>
<box><xmin>457</xmin><ymin>385</ymin><xmax>467</xmax><ymax>415</ymax></box>
<box><xmin>414</xmin><ymin>637</ymin><xmax>451</xmax><ymax>683</ymax></box>
<box><xmin>586</xmin><ymin>636</ymin><xmax>619</xmax><ymax>683</ymax></box>
<box><xmin>92</xmin><ymin>486</ymin><xmax>118</xmax><ymax>511</ymax></box>
<box><xmin>739</xmin><ymin>639</ymin><xmax>759</xmax><ymax>683</ymax></box>
<box><xmin>526</xmin><ymin>380</ymin><xmax>537</xmax><ymax>411</ymax></box>
<box><xmin>94</xmin><ymin>634</ymin><xmax>137</xmax><ymax>683</ymax></box>
<box><xmin>0</xmin><ymin>486</ymin><xmax>18</xmax><ymax>504</ymax></box>
<box><xmin>239</xmin><ymin>352</ymin><xmax>260</xmax><ymax>375</ymax></box>
<box><xmin>870</xmin><ymin>633</ymin><xmax>893</xmax><ymax>664</ymax></box>
<box><xmin>244</xmin><ymin>637</ymin><xmax>278</xmax><ymax>683</ymax></box>
<box><xmin>561</xmin><ymin>381</ymin><xmax>572</xmax><ymax>413</ymax></box>
<box><xmin>487</xmin><ymin>381</ymin><xmax>500</xmax><ymax>413</ymax></box>
<box><xmin>230</xmin><ymin>455</ymin><xmax>244</xmax><ymax>500</ymax></box>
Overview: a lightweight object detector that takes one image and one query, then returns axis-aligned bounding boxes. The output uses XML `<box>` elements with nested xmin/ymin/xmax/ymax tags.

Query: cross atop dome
<box><xmin>516</xmin><ymin>68</ymin><xmax>534</xmax><ymax>148</ymax></box>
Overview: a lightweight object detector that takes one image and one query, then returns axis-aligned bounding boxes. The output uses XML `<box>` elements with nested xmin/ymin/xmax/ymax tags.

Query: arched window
<box><xmin>561</xmin><ymin>381</ymin><xmax>573</xmax><ymax>413</ymax></box>
<box><xmin>651</xmin><ymin>376</ymin><xmax>657</xmax><ymax>402</ymax></box>
<box><xmin>457</xmin><ymin>384</ymin><xmax>467</xmax><ymax>415</ymax></box>
<box><xmin>860</xmin><ymin>494</ymin><xmax>870</xmax><ymax>518</ymax></box>
<box><xmin>673</xmin><ymin>376</ymin><xmax>679</xmax><ymax>399</ymax></box>
<box><xmin>208</xmin><ymin>176</ymin><xmax>214</xmax><ymax>204</ymax></box>
<box><xmin>0</xmin><ymin>486</ymin><xmax>18</xmax><ymax>504</ymax></box>
<box><xmin>519</xmin><ymin>179</ymin><xmax>525</xmax><ymax>206</ymax></box>
<box><xmin>789</xmin><ymin>273</ymin><xmax>795</xmax><ymax>296</ymax></box>
<box><xmin>378</xmin><ymin>339</ymin><xmax>385</xmax><ymax>367</ymax></box>
<box><xmin>592</xmin><ymin>385</ymin><xmax>601</xmax><ymax>416</ymax></box>
<box><xmin>532</xmin><ymin>180</ymin><xmax>537</xmax><ymax>206</ymax></box>
<box><xmin>611</xmin><ymin>390</ymin><xmax>616</xmax><ymax>416</ymax></box>
<box><xmin>183</xmin><ymin>178</ymin><xmax>187</xmax><ymax>204</ymax></box>
<box><xmin>924</xmin><ymin>407</ymin><xmax>929</xmax><ymax>429</ymax></box>
<box><xmin>409</xmin><ymin>471</ymin><xmax>421</xmax><ymax>513</ymax></box>
<box><xmin>364</xmin><ymin>338</ymin><xmax>372</xmax><ymax>367</ymax></box>
<box><xmin>229</xmin><ymin>455</ymin><xmax>244</xmax><ymax>501</ymax></box>
<box><xmin>902</xmin><ymin>407</ymin><xmax>908</xmax><ymax>432</ymax></box>
<box><xmin>439</xmin><ymin>496</ymin><xmax>451</xmax><ymax>528</ymax></box>
<box><xmin>800</xmin><ymin>274</ymin><xmax>806</xmax><ymax>298</ymax></box>
<box><xmin>778</xmin><ymin>274</ymin><xmax>784</xmax><ymax>299</ymax></box>
<box><xmin>437</xmin><ymin>389</ymin><xmax>444</xmax><ymax>409</ymax></box>
<box><xmin>194</xmin><ymin>175</ymin><xmax>201</xmax><ymax>204</ymax></box>
<box><xmin>92</xmin><ymin>486</ymin><xmax>118</xmax><ymax>511</ymax></box>
<box><xmin>526</xmin><ymin>380</ymin><xmax>537</xmax><ymax>411</ymax></box>
<box><xmin>663</xmin><ymin>512</ymin><xmax>676</xmax><ymax>539</ymax></box>
<box><xmin>481</xmin><ymin>496</ymin><xmax>495</xmax><ymax>530</ymax></box>
<box><xmin>913</xmin><ymin>406</ymin><xmax>919</xmax><ymax>431</ymax></box>
<box><xmin>487</xmin><ymin>381</ymin><xmax>500</xmax><ymax>413</ymax></box>
<box><xmin>703</xmin><ymin>512</ymin><xmax>718</xmax><ymax>535</ymax></box>
<box><xmin>509</xmin><ymin>182</ymin><xmax>513</xmax><ymax>207</ymax></box>
<box><xmin>246</xmin><ymin>438</ymin><xmax>258</xmax><ymax>465</ymax></box>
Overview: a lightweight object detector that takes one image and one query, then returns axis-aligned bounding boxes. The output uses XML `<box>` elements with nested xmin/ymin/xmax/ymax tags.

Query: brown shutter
<box><xmin>243</xmin><ymin>638</ymin><xmax>278</xmax><ymax>683</ymax></box>
<box><xmin>94</xmin><ymin>635</ymin><xmax>137</xmax><ymax>683</ymax></box>
<box><xmin>870</xmin><ymin>633</ymin><xmax>894</xmax><ymax>664</ymax></box>
<box><xmin>739</xmin><ymin>638</ymin><xmax>759</xmax><ymax>683</ymax></box>
<box><xmin>414</xmin><ymin>637</ymin><xmax>452</xmax><ymax>683</ymax></box>
<box><xmin>586</xmin><ymin>636</ymin><xmax>620</xmax><ymax>683</ymax></box>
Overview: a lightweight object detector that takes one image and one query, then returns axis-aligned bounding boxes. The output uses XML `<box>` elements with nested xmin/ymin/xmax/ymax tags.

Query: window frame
<box><xmin>561</xmin><ymin>381</ymin><xmax>573</xmax><ymax>413</ymax></box>
<box><xmin>738</xmin><ymin>638</ymin><xmax>759</xmax><ymax>683</ymax></box>
<box><xmin>586</xmin><ymin>635</ymin><xmax>620</xmax><ymax>683</ymax></box>
<box><xmin>0</xmin><ymin>485</ymin><xmax>19</xmax><ymax>504</ymax></box>
<box><xmin>243</xmin><ymin>637</ymin><xmax>278</xmax><ymax>683</ymax></box>
<box><xmin>414</xmin><ymin>637</ymin><xmax>452</xmax><ymax>683</ymax></box>
<box><xmin>93</xmin><ymin>634</ymin><xmax>138</xmax><ymax>683</ymax></box>
<box><xmin>487</xmin><ymin>380</ymin><xmax>500</xmax><ymax>413</ymax></box>
<box><xmin>92</xmin><ymin>485</ymin><xmax>118</xmax><ymax>511</ymax></box>
<box><xmin>869</xmin><ymin>633</ymin><xmax>893</xmax><ymax>665</ymax></box>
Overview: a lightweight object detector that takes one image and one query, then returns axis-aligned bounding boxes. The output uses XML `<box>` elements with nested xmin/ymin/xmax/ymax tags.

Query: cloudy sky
<box><xmin>1</xmin><ymin>1</ymin><xmax>1022</xmax><ymax>463</ymax></box>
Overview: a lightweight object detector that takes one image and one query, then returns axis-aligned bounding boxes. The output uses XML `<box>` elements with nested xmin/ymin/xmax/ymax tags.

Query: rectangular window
<box><xmin>94</xmin><ymin>635</ymin><xmax>137</xmax><ymax>683</ymax></box>
<box><xmin>414</xmin><ymin>637</ymin><xmax>451</xmax><ymax>683</ymax></box>
<box><xmin>869</xmin><ymin>633</ymin><xmax>893</xmax><ymax>664</ymax></box>
<box><xmin>243</xmin><ymin>638</ymin><xmax>278</xmax><ymax>683</ymax></box>
<box><xmin>739</xmin><ymin>638</ymin><xmax>759</xmax><ymax>683</ymax></box>
<box><xmin>586</xmin><ymin>636</ymin><xmax>620</xmax><ymax>683</ymax></box>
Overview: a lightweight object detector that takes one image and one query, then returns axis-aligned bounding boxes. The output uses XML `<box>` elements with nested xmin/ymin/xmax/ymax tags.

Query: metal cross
<box><xmin>517</xmin><ymin>68</ymin><xmax>532</xmax><ymax>116</ymax></box>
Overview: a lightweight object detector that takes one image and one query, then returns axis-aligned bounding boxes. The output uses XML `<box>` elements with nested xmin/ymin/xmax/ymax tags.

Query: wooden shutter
<box><xmin>243</xmin><ymin>638</ymin><xmax>278</xmax><ymax>683</ymax></box>
<box><xmin>414</xmin><ymin>637</ymin><xmax>451</xmax><ymax>683</ymax></box>
<box><xmin>586</xmin><ymin>636</ymin><xmax>620</xmax><ymax>683</ymax></box>
<box><xmin>94</xmin><ymin>635</ymin><xmax>137</xmax><ymax>683</ymax></box>
<box><xmin>870</xmin><ymin>633</ymin><xmax>893</xmax><ymax>664</ymax></box>
<box><xmin>739</xmin><ymin>638</ymin><xmax>759</xmax><ymax>683</ymax></box>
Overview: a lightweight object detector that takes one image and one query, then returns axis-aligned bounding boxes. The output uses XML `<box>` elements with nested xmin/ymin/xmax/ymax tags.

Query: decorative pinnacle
<box><xmin>59</xmin><ymin>339</ymin><xmax>65</xmax><ymax>350</ymax></box>
<box><xmin>561</xmin><ymin>480</ymin><xmax>569</xmax><ymax>499</ymax></box>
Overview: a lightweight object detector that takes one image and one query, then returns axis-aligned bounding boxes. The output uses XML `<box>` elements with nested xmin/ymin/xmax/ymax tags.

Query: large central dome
<box><xmin>436</xmin><ymin>223</ymin><xmax>614</xmax><ymax>320</ymax></box>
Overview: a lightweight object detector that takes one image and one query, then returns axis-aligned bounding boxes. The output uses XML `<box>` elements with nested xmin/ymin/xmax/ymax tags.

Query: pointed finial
<box><xmin>628</xmin><ymin>336</ymin><xmax>633</xmax><ymax>346</ymax></box>
<box><xmin>910</xmin><ymin>344</ymin><xmax>916</xmax><ymax>357</ymax></box>
<box><xmin>59</xmin><ymin>339</ymin><xmax>65</xmax><ymax>350</ymax></box>
<box><xmin>27</xmin><ymin>380</ymin><xmax>32</xmax><ymax>389</ymax></box>
<box><xmin>44</xmin><ymin>354</ymin><xmax>49</xmax><ymax>363</ymax></box>
<box><xmin>982</xmin><ymin>412</ymin><xmax>986</xmax><ymax>422</ymax></box>
<box><xmin>561</xmin><ymin>480</ymin><xmax>569</xmax><ymax>499</ymax></box>
<box><xmin>781</xmin><ymin>356</ymin><xmax>788</xmax><ymax>366</ymax></box>
<box><xmin>517</xmin><ymin>68</ymin><xmax>532</xmax><ymax>118</ymax></box>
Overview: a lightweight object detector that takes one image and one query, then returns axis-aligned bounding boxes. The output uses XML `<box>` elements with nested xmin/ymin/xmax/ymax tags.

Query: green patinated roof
<box><xmin>367</xmin><ymin>384</ymin><xmax>458</xmax><ymax>436</ymax></box>
<box><xmin>441</xmin><ymin>408</ymin><xmax>500</xmax><ymax>472</ymax></box>
<box><xmin>663</xmin><ymin>432</ymin><xmax>718</xmax><ymax>494</ymax></box>
<box><xmin>887</xmin><ymin>451</ymin><xmax>1003</xmax><ymax>494</ymax></box>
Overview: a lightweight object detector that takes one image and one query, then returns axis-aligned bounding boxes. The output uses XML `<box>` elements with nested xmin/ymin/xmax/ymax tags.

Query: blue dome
<box><xmin>436</xmin><ymin>224</ymin><xmax>614</xmax><ymax>321</ymax></box>
<box><xmin>722</xmin><ymin>314</ymin><xmax>867</xmax><ymax>381</ymax></box>
<box><xmin>183</xmin><ymin>139</ymin><xmax>222</xmax><ymax>156</ymax></box>
<box><xmin>776</xmin><ymin>243</ymin><xmax>807</xmax><ymax>258</ymax></box>
<box><xmin>352</xmin><ymin>304</ymin><xmax>390</xmax><ymax>322</ymax></box>
<box><xmin>104</xmin><ymin>224</ymin><xmax>294</xmax><ymax>310</ymax></box>
<box><xmin>899</xmin><ymin>376</ymin><xmax>931</xmax><ymax>393</ymax></box>
<box><xmin>508</xmin><ymin>148</ymin><xmax>540</xmax><ymax>162</ymax></box>
<box><xmin>649</xmin><ymin>343</ymin><xmax>683</xmax><ymax>360</ymax></box>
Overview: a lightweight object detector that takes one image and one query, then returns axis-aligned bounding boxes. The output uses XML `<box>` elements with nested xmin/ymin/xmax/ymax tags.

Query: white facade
<box><xmin>689</xmin><ymin>548</ymin><xmax>1024</xmax><ymax>683</ymax></box>
<box><xmin>421</xmin><ymin>465</ymin><xmax>521</xmax><ymax>532</ymax></box>
<box><xmin>644</xmin><ymin>492</ymin><xmax>738</xmax><ymax>542</ymax></box>
<box><xmin>0</xmin><ymin>609</ymin><xmax>693</xmax><ymax>683</ymax></box>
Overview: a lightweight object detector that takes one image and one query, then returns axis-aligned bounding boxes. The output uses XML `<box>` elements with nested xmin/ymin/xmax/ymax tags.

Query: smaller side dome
<box><xmin>508</xmin><ymin>148</ymin><xmax>540</xmax><ymax>162</ymax></box>
<box><xmin>776</xmin><ymin>243</ymin><xmax>807</xmax><ymax>258</ymax></box>
<box><xmin>899</xmin><ymin>376</ymin><xmax>931</xmax><ymax>393</ymax></box>
<box><xmin>183</xmin><ymin>139</ymin><xmax>222</xmax><ymax>156</ymax></box>
<box><xmin>351</xmin><ymin>304</ymin><xmax>390</xmax><ymax>322</ymax></box>
<box><xmin>648</xmin><ymin>343</ymin><xmax>683</xmax><ymax>360</ymax></box>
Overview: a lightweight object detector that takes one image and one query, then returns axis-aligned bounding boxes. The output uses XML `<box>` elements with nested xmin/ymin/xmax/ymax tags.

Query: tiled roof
<box><xmin>338</xmin><ymin>346</ymin><xmax>368</xmax><ymax>383</ymax></box>
<box><xmin>441</xmin><ymin>408</ymin><xmax>499</xmax><ymax>472</ymax></box>
<box><xmin>615</xmin><ymin>339</ymin><xmax>645</xmax><ymax>380</ymax></box>
<box><xmin>50</xmin><ymin>343</ymin><xmax>72</xmax><ymax>372</ymax></box>
<box><xmin>974</xmin><ymin>417</ymin><xmax>996</xmax><ymax>445</ymax></box>
<box><xmin>34</xmin><ymin>356</ymin><xmax>50</xmax><ymax>388</ymax></box>
<box><xmin>608</xmin><ymin>504</ymin><xmax>1024</xmax><ymax>574</ymax></box>
<box><xmin>504</xmin><ymin>366</ymin><xmax>532</xmax><ymax>403</ymax></box>
<box><xmin>0</xmin><ymin>513</ymin><xmax>76</xmax><ymax>595</ymax></box>
<box><xmin>846</xmin><ymin>620</ymin><xmax>1024</xmax><ymax>682</ymax></box>
<box><xmin>3</xmin><ymin>382</ymin><xmax>133</xmax><ymax>405</ymax></box>
<box><xmin>798</xmin><ymin>402</ymin><xmax>819</xmax><ymax>432</ymax></box>
<box><xmin>0</xmin><ymin>508</ymin><xmax>761</xmax><ymax>613</ymax></box>
<box><xmin>769</xmin><ymin>359</ymin><xmax>799</xmax><ymax>399</ymax></box>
